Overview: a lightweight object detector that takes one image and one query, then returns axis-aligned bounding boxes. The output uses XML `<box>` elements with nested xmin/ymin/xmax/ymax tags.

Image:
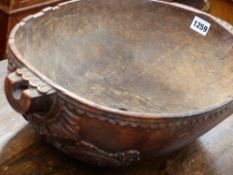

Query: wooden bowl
<box><xmin>5</xmin><ymin>0</ymin><xmax>233</xmax><ymax>167</ymax></box>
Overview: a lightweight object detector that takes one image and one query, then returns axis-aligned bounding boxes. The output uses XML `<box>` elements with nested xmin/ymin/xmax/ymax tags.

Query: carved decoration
<box><xmin>7</xmin><ymin>53</ymin><xmax>233</xmax><ymax>129</ymax></box>
<box><xmin>5</xmin><ymin>1</ymin><xmax>233</xmax><ymax>167</ymax></box>
<box><xmin>25</xmin><ymin>91</ymin><xmax>141</xmax><ymax>167</ymax></box>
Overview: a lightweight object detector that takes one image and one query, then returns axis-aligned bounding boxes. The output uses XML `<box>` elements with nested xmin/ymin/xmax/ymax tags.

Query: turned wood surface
<box><xmin>1</xmin><ymin>59</ymin><xmax>233</xmax><ymax>174</ymax></box>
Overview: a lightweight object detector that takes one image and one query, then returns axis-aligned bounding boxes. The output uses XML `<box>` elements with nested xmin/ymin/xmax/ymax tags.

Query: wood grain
<box><xmin>166</xmin><ymin>0</ymin><xmax>233</xmax><ymax>25</ymax></box>
<box><xmin>1</xmin><ymin>5</ymin><xmax>233</xmax><ymax>172</ymax></box>
<box><xmin>6</xmin><ymin>0</ymin><xmax>233</xmax><ymax>167</ymax></box>
<box><xmin>210</xmin><ymin>0</ymin><xmax>233</xmax><ymax>25</ymax></box>
<box><xmin>0</xmin><ymin>0</ymin><xmax>64</xmax><ymax>60</ymax></box>
<box><xmin>0</xmin><ymin>11</ymin><xmax>8</xmax><ymax>61</ymax></box>
<box><xmin>1</xmin><ymin>0</ymin><xmax>233</xmax><ymax>60</ymax></box>
<box><xmin>0</xmin><ymin>0</ymin><xmax>63</xmax><ymax>14</ymax></box>
<box><xmin>1</xmin><ymin>58</ymin><xmax>233</xmax><ymax>174</ymax></box>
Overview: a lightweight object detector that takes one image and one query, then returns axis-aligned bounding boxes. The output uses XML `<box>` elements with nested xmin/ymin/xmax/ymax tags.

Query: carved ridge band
<box><xmin>7</xmin><ymin>52</ymin><xmax>233</xmax><ymax>129</ymax></box>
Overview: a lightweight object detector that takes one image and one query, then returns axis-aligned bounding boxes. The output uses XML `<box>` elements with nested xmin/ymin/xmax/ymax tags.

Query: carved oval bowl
<box><xmin>5</xmin><ymin>0</ymin><xmax>233</xmax><ymax>167</ymax></box>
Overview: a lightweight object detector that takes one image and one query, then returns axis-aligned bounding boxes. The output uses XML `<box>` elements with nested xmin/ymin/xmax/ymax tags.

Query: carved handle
<box><xmin>5</xmin><ymin>68</ymin><xmax>55</xmax><ymax>115</ymax></box>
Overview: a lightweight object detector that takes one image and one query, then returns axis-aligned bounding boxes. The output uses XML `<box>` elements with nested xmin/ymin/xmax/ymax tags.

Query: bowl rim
<box><xmin>7</xmin><ymin>0</ymin><xmax>233</xmax><ymax>120</ymax></box>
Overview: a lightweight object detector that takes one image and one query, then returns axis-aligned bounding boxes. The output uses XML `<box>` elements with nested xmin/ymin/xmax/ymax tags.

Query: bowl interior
<box><xmin>13</xmin><ymin>0</ymin><xmax>233</xmax><ymax>114</ymax></box>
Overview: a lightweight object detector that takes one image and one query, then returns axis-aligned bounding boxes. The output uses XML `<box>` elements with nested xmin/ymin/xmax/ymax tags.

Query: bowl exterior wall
<box><xmin>5</xmin><ymin>49</ymin><xmax>233</xmax><ymax>167</ymax></box>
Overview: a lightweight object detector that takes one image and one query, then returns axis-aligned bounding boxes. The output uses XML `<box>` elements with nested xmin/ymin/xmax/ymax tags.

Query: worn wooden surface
<box><xmin>1</xmin><ymin>59</ymin><xmax>233</xmax><ymax>173</ymax></box>
<box><xmin>0</xmin><ymin>0</ymin><xmax>64</xmax><ymax>60</ymax></box>
<box><xmin>6</xmin><ymin>0</ymin><xmax>233</xmax><ymax>167</ymax></box>
<box><xmin>1</xmin><ymin>0</ymin><xmax>233</xmax><ymax>172</ymax></box>
<box><xmin>1</xmin><ymin>0</ymin><xmax>233</xmax><ymax>60</ymax></box>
